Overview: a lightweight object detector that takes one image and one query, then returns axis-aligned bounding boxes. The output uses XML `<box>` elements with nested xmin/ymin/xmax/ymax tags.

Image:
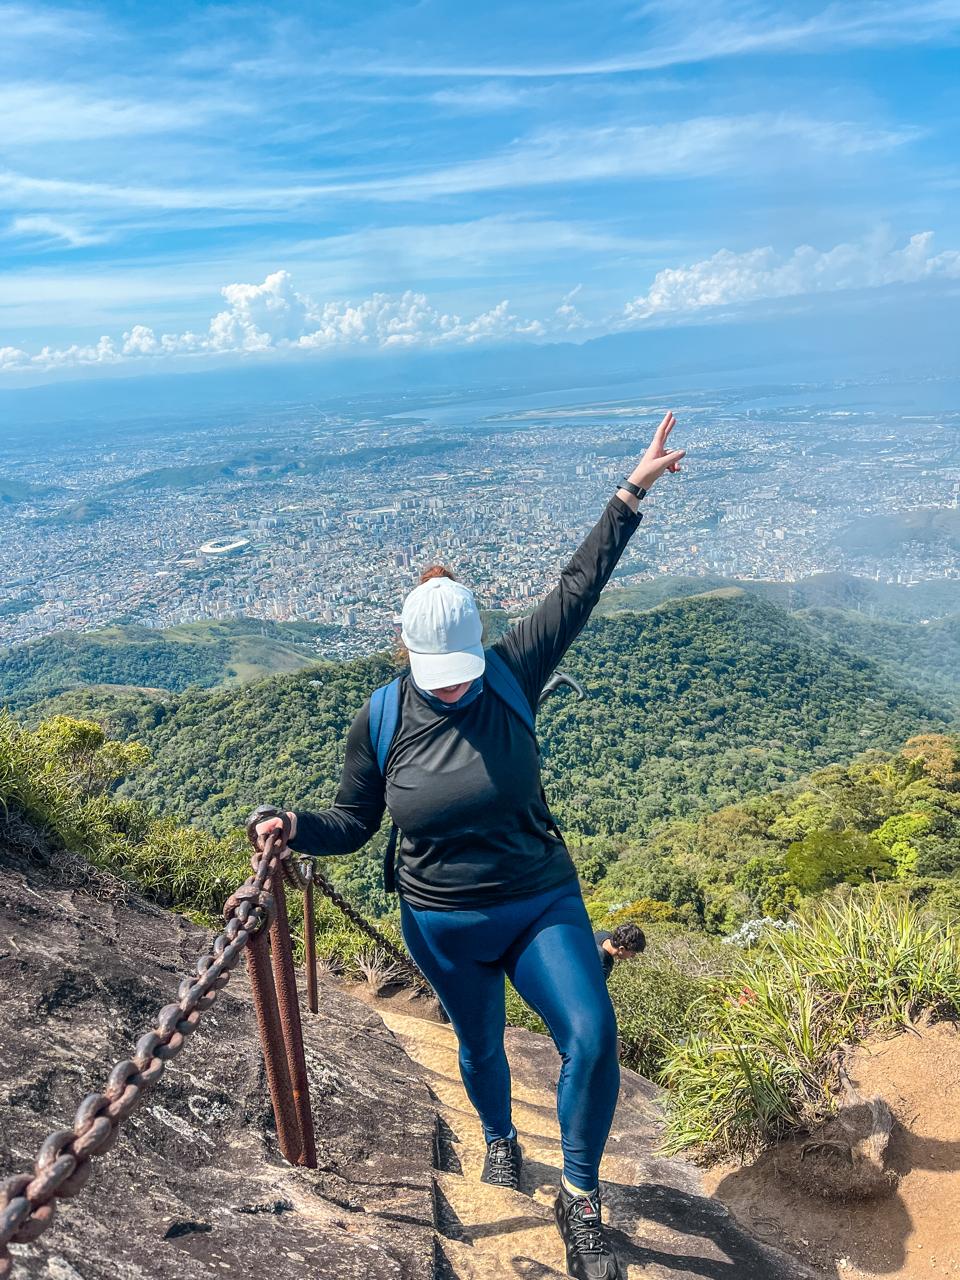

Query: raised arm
<box><xmin>254</xmin><ymin>703</ymin><xmax>386</xmax><ymax>858</ymax></box>
<box><xmin>494</xmin><ymin>411</ymin><xmax>685</xmax><ymax>704</ymax></box>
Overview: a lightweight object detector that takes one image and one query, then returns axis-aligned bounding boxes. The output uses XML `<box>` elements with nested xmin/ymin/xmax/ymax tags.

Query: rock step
<box><xmin>379</xmin><ymin>1006</ymin><xmax>813</xmax><ymax>1280</ymax></box>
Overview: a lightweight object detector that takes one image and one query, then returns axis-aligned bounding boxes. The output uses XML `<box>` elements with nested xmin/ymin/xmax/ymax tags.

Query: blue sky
<box><xmin>1</xmin><ymin>0</ymin><xmax>959</xmax><ymax>381</ymax></box>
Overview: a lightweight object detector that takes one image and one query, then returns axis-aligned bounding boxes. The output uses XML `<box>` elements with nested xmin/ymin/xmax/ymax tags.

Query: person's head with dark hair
<box><xmin>609</xmin><ymin>922</ymin><xmax>646</xmax><ymax>958</ymax></box>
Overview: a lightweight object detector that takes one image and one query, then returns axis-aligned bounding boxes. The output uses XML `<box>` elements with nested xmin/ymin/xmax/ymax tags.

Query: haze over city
<box><xmin>2</xmin><ymin>1</ymin><xmax>959</xmax><ymax>654</ymax></box>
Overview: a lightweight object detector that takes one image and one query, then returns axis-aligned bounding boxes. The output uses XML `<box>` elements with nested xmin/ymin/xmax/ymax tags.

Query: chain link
<box><xmin>2</xmin><ymin>806</ymin><xmax>437</xmax><ymax>1275</ymax></box>
<box><xmin>0</xmin><ymin>843</ymin><xmax>281</xmax><ymax>1278</ymax></box>
<box><xmin>248</xmin><ymin>807</ymin><xmax>429</xmax><ymax>990</ymax></box>
<box><xmin>307</xmin><ymin>863</ymin><xmax>428</xmax><ymax>988</ymax></box>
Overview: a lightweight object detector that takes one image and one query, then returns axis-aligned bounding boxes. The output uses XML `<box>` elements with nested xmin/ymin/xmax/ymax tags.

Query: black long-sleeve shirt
<box><xmin>289</xmin><ymin>496</ymin><xmax>643</xmax><ymax>909</ymax></box>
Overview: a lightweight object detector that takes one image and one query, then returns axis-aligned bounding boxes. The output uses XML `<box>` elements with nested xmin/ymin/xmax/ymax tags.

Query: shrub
<box><xmin>661</xmin><ymin>889</ymin><xmax>960</xmax><ymax>1159</ymax></box>
<box><xmin>352</xmin><ymin>948</ymin><xmax>405</xmax><ymax>990</ymax></box>
<box><xmin>611</xmin><ymin>958</ymin><xmax>711</xmax><ymax>1080</ymax></box>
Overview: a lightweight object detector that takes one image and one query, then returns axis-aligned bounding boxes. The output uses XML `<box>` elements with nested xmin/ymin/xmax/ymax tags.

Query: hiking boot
<box><xmin>554</xmin><ymin>1185</ymin><xmax>622</xmax><ymax>1279</ymax></box>
<box><xmin>481</xmin><ymin>1135</ymin><xmax>523</xmax><ymax>1190</ymax></box>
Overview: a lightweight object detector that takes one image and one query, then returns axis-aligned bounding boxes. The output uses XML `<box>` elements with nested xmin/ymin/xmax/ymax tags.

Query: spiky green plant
<box><xmin>661</xmin><ymin>890</ymin><xmax>960</xmax><ymax>1159</ymax></box>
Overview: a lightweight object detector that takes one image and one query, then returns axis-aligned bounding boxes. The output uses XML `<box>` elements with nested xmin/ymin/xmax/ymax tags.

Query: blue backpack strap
<box><xmin>369</xmin><ymin>676</ymin><xmax>402</xmax><ymax>775</ymax></box>
<box><xmin>483</xmin><ymin>648</ymin><xmax>535</xmax><ymax>738</ymax></box>
<box><xmin>369</xmin><ymin>678</ymin><xmax>403</xmax><ymax>892</ymax></box>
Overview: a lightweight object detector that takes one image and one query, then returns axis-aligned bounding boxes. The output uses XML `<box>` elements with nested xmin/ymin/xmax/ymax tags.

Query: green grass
<box><xmin>0</xmin><ymin>710</ymin><xmax>251</xmax><ymax>916</ymax></box>
<box><xmin>660</xmin><ymin>891</ymin><xmax>960</xmax><ymax>1159</ymax></box>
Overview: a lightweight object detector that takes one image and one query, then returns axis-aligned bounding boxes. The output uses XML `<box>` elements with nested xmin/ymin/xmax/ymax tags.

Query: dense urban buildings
<box><xmin>2</xmin><ymin>377</ymin><xmax>959</xmax><ymax>659</ymax></box>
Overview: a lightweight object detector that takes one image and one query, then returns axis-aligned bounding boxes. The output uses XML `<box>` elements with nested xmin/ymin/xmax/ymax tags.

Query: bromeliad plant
<box><xmin>661</xmin><ymin>889</ymin><xmax>960</xmax><ymax>1159</ymax></box>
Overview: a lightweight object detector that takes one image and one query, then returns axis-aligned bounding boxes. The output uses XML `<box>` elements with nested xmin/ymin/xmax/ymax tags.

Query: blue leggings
<box><xmin>400</xmin><ymin>882</ymin><xmax>620</xmax><ymax>1190</ymax></box>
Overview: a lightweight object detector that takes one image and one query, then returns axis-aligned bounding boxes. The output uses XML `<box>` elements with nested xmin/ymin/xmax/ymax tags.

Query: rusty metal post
<box><xmin>302</xmin><ymin>863</ymin><xmax>318</xmax><ymax>1016</ymax></box>
<box><xmin>245</xmin><ymin>924</ymin><xmax>304</xmax><ymax>1166</ymax></box>
<box><xmin>269</xmin><ymin>878</ymin><xmax>317</xmax><ymax>1168</ymax></box>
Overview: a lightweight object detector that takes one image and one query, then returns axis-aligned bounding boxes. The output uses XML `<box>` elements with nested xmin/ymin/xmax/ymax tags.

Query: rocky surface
<box><xmin>3</xmin><ymin>835</ymin><xmax>819</xmax><ymax>1280</ymax></box>
<box><xmin>380</xmin><ymin>1005</ymin><xmax>813</xmax><ymax>1279</ymax></box>
<box><xmin>0</xmin><ymin>849</ymin><xmax>437</xmax><ymax>1280</ymax></box>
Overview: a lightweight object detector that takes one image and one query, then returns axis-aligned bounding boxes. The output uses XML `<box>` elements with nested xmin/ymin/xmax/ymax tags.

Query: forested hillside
<box><xmin>0</xmin><ymin>618</ymin><xmax>331</xmax><ymax>707</ymax></box>
<box><xmin>4</xmin><ymin>589</ymin><xmax>956</xmax><ymax>932</ymax></box>
<box><xmin>596</xmin><ymin>570</ymin><xmax>960</xmax><ymax>623</ymax></box>
<box><xmin>795</xmin><ymin>606</ymin><xmax>960</xmax><ymax>711</ymax></box>
<box><xmin>585</xmin><ymin>732</ymin><xmax>960</xmax><ymax>930</ymax></box>
<box><xmin>539</xmin><ymin>594</ymin><xmax>947</xmax><ymax>838</ymax></box>
<box><xmin>57</xmin><ymin>595</ymin><xmax>943</xmax><ymax>848</ymax></box>
<box><xmin>0</xmin><ymin>611</ymin><xmax>511</xmax><ymax>710</ymax></box>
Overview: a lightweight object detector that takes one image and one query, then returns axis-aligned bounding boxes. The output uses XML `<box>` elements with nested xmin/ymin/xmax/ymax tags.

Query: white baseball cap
<box><xmin>400</xmin><ymin>577</ymin><xmax>486</xmax><ymax>690</ymax></box>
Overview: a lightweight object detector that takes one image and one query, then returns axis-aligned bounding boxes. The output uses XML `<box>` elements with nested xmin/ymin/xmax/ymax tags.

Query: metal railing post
<box><xmin>268</xmin><ymin>875</ymin><xmax>317</xmax><ymax>1168</ymax></box>
<box><xmin>302</xmin><ymin>863</ymin><xmax>319</xmax><ymax>1016</ymax></box>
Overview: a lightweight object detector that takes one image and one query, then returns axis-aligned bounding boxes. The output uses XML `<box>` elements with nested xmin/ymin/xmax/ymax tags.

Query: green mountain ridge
<box><xmin>43</xmin><ymin>594</ymin><xmax>943</xmax><ymax>855</ymax></box>
<box><xmin>0</xmin><ymin>618</ymin><xmax>333</xmax><ymax>709</ymax></box>
<box><xmin>597</xmin><ymin>570</ymin><xmax>960</xmax><ymax>622</ymax></box>
<box><xmin>538</xmin><ymin>593</ymin><xmax>950</xmax><ymax>841</ymax></box>
<box><xmin>4</xmin><ymin>586</ymin><xmax>956</xmax><ymax>930</ymax></box>
<box><xmin>794</xmin><ymin>606</ymin><xmax>960</xmax><ymax>712</ymax></box>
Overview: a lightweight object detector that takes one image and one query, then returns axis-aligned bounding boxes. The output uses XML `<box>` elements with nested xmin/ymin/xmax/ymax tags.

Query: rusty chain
<box><xmin>2</xmin><ymin>679</ymin><xmax>581</xmax><ymax>1272</ymax></box>
<box><xmin>1</xmin><ymin>803</ymin><xmax>439</xmax><ymax>1274</ymax></box>
<box><xmin>0</xmin><ymin>841</ymin><xmax>282</xmax><ymax>1279</ymax></box>
<box><xmin>306</xmin><ymin>863</ymin><xmax>429</xmax><ymax>987</ymax></box>
<box><xmin>247</xmin><ymin>806</ymin><xmax>430</xmax><ymax>992</ymax></box>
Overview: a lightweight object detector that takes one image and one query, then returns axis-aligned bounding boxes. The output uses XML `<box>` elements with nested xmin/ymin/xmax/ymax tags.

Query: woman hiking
<box><xmin>253</xmin><ymin>411</ymin><xmax>685</xmax><ymax>1280</ymax></box>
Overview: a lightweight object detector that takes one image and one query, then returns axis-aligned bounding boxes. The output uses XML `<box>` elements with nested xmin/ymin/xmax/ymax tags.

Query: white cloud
<box><xmin>0</xmin><ymin>271</ymin><xmax>548</xmax><ymax>371</ymax></box>
<box><xmin>430</xmin><ymin>82</ymin><xmax>534</xmax><ymax>112</ymax></box>
<box><xmin>287</xmin><ymin>215</ymin><xmax>668</xmax><ymax>276</ymax></box>
<box><xmin>4</xmin><ymin>231</ymin><xmax>959</xmax><ymax>375</ymax></box>
<box><xmin>0</xmin><ymin>83</ymin><xmax>224</xmax><ymax>146</ymax></box>
<box><xmin>555</xmin><ymin>285</ymin><xmax>589</xmax><ymax>331</ymax></box>
<box><xmin>341</xmin><ymin>115</ymin><xmax>910</xmax><ymax>201</ymax></box>
<box><xmin>208</xmin><ymin>273</ymin><xmax>545</xmax><ymax>350</ymax></box>
<box><xmin>0</xmin><ymin>345</ymin><xmax>29</xmax><ymax>369</ymax></box>
<box><xmin>0</xmin><ymin>3</ymin><xmax>101</xmax><ymax>47</ymax></box>
<box><xmin>623</xmin><ymin>231</ymin><xmax>960</xmax><ymax>320</ymax></box>
<box><xmin>9</xmin><ymin>215</ymin><xmax>106</xmax><ymax>247</ymax></box>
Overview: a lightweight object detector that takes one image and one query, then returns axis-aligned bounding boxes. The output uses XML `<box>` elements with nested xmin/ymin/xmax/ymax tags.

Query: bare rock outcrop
<box><xmin>3</xmin><ymin>836</ymin><xmax>817</xmax><ymax>1280</ymax></box>
<box><xmin>0</xmin><ymin>852</ymin><xmax>437</xmax><ymax>1280</ymax></box>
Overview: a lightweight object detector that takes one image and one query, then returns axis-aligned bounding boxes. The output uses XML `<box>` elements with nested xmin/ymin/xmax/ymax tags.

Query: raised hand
<box><xmin>634</xmin><ymin>410</ymin><xmax>685</xmax><ymax>489</ymax></box>
<box><xmin>615</xmin><ymin>410</ymin><xmax>685</xmax><ymax>512</ymax></box>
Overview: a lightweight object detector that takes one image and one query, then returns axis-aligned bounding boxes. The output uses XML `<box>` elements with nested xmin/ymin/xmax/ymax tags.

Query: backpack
<box><xmin>368</xmin><ymin>648</ymin><xmax>552</xmax><ymax>892</ymax></box>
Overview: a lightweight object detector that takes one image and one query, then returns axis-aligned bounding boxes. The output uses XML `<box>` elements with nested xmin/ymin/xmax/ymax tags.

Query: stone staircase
<box><xmin>378</xmin><ymin>1002</ymin><xmax>812</xmax><ymax>1279</ymax></box>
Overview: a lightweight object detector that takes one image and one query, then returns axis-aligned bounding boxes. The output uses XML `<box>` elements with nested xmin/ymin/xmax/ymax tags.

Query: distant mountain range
<box><xmin>3</xmin><ymin>284</ymin><xmax>958</xmax><ymax>434</ymax></box>
<box><xmin>598</xmin><ymin>571</ymin><xmax>960</xmax><ymax>623</ymax></box>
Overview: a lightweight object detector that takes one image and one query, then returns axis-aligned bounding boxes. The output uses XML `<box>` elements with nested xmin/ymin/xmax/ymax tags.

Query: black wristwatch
<box><xmin>618</xmin><ymin>479</ymin><xmax>647</xmax><ymax>501</ymax></box>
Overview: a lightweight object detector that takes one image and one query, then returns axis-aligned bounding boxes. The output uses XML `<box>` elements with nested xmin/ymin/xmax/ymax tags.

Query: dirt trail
<box><xmin>378</xmin><ymin>1003</ymin><xmax>809</xmax><ymax>1280</ymax></box>
<box><xmin>706</xmin><ymin>1021</ymin><xmax>960</xmax><ymax>1279</ymax></box>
